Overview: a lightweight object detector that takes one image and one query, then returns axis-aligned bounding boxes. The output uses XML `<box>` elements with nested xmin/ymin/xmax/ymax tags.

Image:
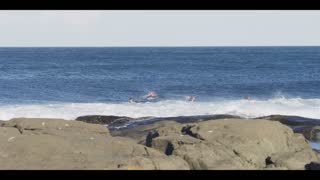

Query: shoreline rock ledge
<box><xmin>0</xmin><ymin>118</ymin><xmax>319</xmax><ymax>170</ymax></box>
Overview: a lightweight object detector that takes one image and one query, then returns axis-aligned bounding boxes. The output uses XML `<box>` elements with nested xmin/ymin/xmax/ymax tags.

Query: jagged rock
<box><xmin>151</xmin><ymin>135</ymin><xmax>254</xmax><ymax>169</ymax></box>
<box><xmin>1</xmin><ymin>117</ymin><xmax>318</xmax><ymax>170</ymax></box>
<box><xmin>146</xmin><ymin>119</ymin><xmax>319</xmax><ymax>170</ymax></box>
<box><xmin>0</xmin><ymin>118</ymin><xmax>189</xmax><ymax>170</ymax></box>
<box><xmin>267</xmin><ymin>141</ymin><xmax>318</xmax><ymax>170</ymax></box>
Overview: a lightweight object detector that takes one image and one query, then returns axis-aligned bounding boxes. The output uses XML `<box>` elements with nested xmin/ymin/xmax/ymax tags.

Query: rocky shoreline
<box><xmin>0</xmin><ymin>116</ymin><xmax>320</xmax><ymax>170</ymax></box>
<box><xmin>76</xmin><ymin>114</ymin><xmax>320</xmax><ymax>143</ymax></box>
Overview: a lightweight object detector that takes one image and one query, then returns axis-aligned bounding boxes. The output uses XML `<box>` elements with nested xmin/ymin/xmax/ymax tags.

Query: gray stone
<box><xmin>0</xmin><ymin>118</ymin><xmax>189</xmax><ymax>170</ymax></box>
<box><xmin>2</xmin><ymin>117</ymin><xmax>318</xmax><ymax>170</ymax></box>
<box><xmin>146</xmin><ymin>119</ymin><xmax>319</xmax><ymax>170</ymax></box>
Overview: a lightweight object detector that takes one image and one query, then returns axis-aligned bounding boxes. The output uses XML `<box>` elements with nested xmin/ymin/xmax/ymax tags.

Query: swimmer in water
<box><xmin>128</xmin><ymin>98</ymin><xmax>136</xmax><ymax>103</ymax></box>
<box><xmin>185</xmin><ymin>96</ymin><xmax>196</xmax><ymax>102</ymax></box>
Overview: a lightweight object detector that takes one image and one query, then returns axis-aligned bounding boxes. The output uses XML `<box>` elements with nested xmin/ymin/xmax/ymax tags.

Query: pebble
<box><xmin>8</xmin><ymin>137</ymin><xmax>15</xmax><ymax>142</ymax></box>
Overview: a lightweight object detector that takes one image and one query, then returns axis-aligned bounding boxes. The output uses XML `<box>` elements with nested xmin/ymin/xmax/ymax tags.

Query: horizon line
<box><xmin>0</xmin><ymin>45</ymin><xmax>320</xmax><ymax>48</ymax></box>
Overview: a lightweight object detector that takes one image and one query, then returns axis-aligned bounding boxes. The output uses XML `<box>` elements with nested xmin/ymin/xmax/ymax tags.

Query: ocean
<box><xmin>0</xmin><ymin>47</ymin><xmax>320</xmax><ymax>120</ymax></box>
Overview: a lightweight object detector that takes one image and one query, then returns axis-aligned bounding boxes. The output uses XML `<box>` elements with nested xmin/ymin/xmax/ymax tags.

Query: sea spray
<box><xmin>0</xmin><ymin>97</ymin><xmax>320</xmax><ymax>120</ymax></box>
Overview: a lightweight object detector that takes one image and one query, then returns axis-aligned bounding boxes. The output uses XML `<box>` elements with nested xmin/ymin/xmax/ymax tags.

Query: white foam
<box><xmin>0</xmin><ymin>97</ymin><xmax>320</xmax><ymax>120</ymax></box>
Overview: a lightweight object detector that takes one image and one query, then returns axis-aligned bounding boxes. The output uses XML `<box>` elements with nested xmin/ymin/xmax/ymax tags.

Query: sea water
<box><xmin>0</xmin><ymin>47</ymin><xmax>319</xmax><ymax>120</ymax></box>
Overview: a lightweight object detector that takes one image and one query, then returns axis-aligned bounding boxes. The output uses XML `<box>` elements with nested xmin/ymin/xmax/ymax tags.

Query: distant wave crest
<box><xmin>0</xmin><ymin>97</ymin><xmax>320</xmax><ymax>120</ymax></box>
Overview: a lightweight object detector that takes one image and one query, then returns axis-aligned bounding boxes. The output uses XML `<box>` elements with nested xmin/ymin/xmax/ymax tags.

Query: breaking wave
<box><xmin>0</xmin><ymin>97</ymin><xmax>320</xmax><ymax>120</ymax></box>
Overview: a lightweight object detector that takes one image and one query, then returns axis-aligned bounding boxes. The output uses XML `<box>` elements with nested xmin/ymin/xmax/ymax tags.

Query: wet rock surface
<box><xmin>295</xmin><ymin>126</ymin><xmax>320</xmax><ymax>142</ymax></box>
<box><xmin>106</xmin><ymin>114</ymin><xmax>242</xmax><ymax>131</ymax></box>
<box><xmin>75</xmin><ymin>115</ymin><xmax>133</xmax><ymax>125</ymax></box>
<box><xmin>110</xmin><ymin>120</ymin><xmax>182</xmax><ymax>143</ymax></box>
<box><xmin>257</xmin><ymin>115</ymin><xmax>320</xmax><ymax>142</ymax></box>
<box><xmin>305</xmin><ymin>162</ymin><xmax>320</xmax><ymax>170</ymax></box>
<box><xmin>75</xmin><ymin>115</ymin><xmax>156</xmax><ymax>130</ymax></box>
<box><xmin>257</xmin><ymin>115</ymin><xmax>320</xmax><ymax>127</ymax></box>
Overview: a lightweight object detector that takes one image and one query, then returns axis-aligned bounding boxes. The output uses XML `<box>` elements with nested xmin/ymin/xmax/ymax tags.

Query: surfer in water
<box><xmin>128</xmin><ymin>98</ymin><xmax>136</xmax><ymax>103</ymax></box>
<box><xmin>185</xmin><ymin>96</ymin><xmax>196</xmax><ymax>102</ymax></box>
<box><xmin>244</xmin><ymin>96</ymin><xmax>251</xmax><ymax>100</ymax></box>
<box><xmin>146</xmin><ymin>91</ymin><xmax>157</xmax><ymax>101</ymax></box>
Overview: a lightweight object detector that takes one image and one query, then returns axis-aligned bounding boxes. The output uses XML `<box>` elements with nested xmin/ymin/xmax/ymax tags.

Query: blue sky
<box><xmin>0</xmin><ymin>10</ymin><xmax>320</xmax><ymax>46</ymax></box>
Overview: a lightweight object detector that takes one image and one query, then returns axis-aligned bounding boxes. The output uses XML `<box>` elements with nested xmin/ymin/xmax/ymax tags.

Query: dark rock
<box><xmin>75</xmin><ymin>115</ymin><xmax>133</xmax><ymax>125</ymax></box>
<box><xmin>110</xmin><ymin>121</ymin><xmax>182</xmax><ymax>143</ymax></box>
<box><xmin>146</xmin><ymin>130</ymin><xmax>159</xmax><ymax>147</ymax></box>
<box><xmin>265</xmin><ymin>156</ymin><xmax>274</xmax><ymax>166</ymax></box>
<box><xmin>305</xmin><ymin>162</ymin><xmax>320</xmax><ymax>170</ymax></box>
<box><xmin>165</xmin><ymin>142</ymin><xmax>174</xmax><ymax>156</ymax></box>
<box><xmin>181</xmin><ymin>125</ymin><xmax>205</xmax><ymax>140</ymax></box>
<box><xmin>295</xmin><ymin>126</ymin><xmax>320</xmax><ymax>142</ymax></box>
<box><xmin>107</xmin><ymin>118</ymin><xmax>131</xmax><ymax>127</ymax></box>
<box><xmin>314</xmin><ymin>149</ymin><xmax>320</xmax><ymax>154</ymax></box>
<box><xmin>108</xmin><ymin>114</ymin><xmax>242</xmax><ymax>131</ymax></box>
<box><xmin>257</xmin><ymin>115</ymin><xmax>320</xmax><ymax>127</ymax></box>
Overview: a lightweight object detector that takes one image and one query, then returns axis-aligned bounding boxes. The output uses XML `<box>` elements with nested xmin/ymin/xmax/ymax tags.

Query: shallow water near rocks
<box><xmin>309</xmin><ymin>142</ymin><xmax>320</xmax><ymax>151</ymax></box>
